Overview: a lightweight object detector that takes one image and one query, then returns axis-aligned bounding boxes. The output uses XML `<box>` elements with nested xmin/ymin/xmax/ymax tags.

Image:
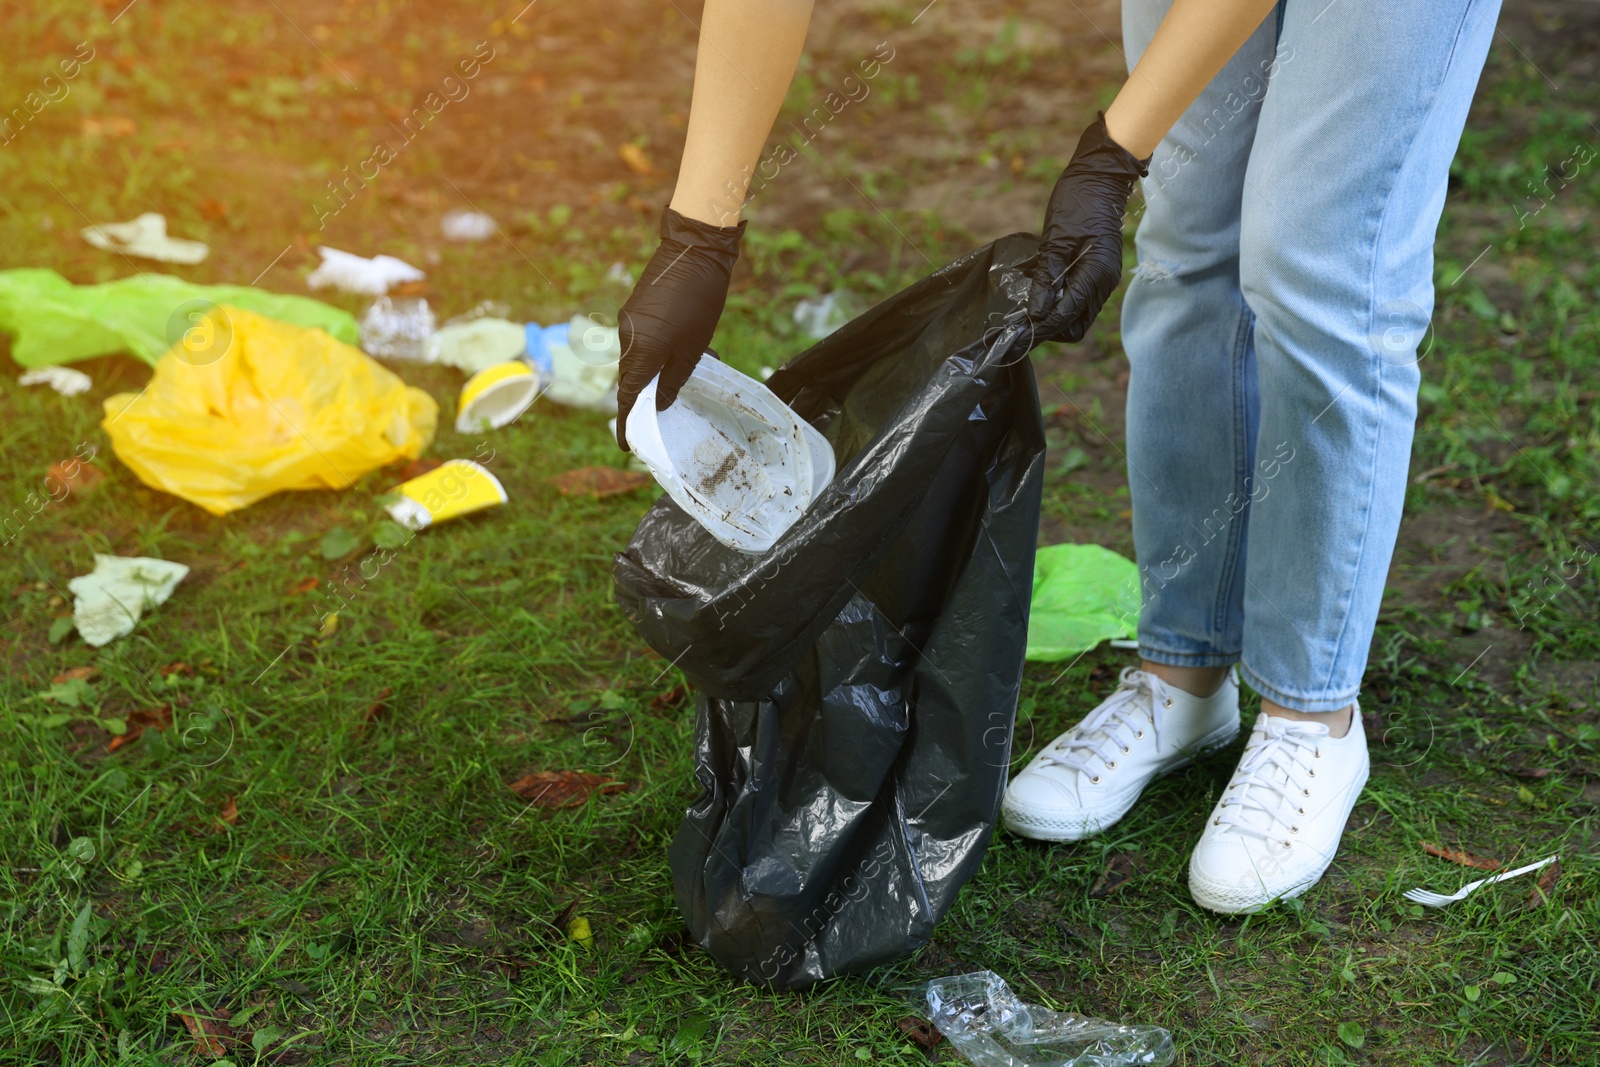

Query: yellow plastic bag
<box><xmin>103</xmin><ymin>305</ymin><xmax>438</xmax><ymax>515</ymax></box>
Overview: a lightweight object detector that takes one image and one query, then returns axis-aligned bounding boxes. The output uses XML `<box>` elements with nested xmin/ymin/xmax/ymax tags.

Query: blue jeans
<box><xmin>1120</xmin><ymin>0</ymin><xmax>1501</xmax><ymax>711</ymax></box>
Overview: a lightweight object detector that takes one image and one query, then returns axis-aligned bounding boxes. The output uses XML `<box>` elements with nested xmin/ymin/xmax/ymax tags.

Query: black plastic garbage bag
<box><xmin>614</xmin><ymin>233</ymin><xmax>1048</xmax><ymax>989</ymax></box>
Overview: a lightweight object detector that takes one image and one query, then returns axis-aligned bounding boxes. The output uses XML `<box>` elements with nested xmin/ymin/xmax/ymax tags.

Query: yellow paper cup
<box><xmin>386</xmin><ymin>459</ymin><xmax>508</xmax><ymax>530</ymax></box>
<box><xmin>455</xmin><ymin>360</ymin><xmax>540</xmax><ymax>433</ymax></box>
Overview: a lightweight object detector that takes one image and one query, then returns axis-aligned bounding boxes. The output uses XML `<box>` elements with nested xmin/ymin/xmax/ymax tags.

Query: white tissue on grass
<box><xmin>440</xmin><ymin>209</ymin><xmax>499</xmax><ymax>242</ymax></box>
<box><xmin>68</xmin><ymin>554</ymin><xmax>190</xmax><ymax>647</ymax></box>
<box><xmin>80</xmin><ymin>213</ymin><xmax>209</xmax><ymax>264</ymax></box>
<box><xmin>428</xmin><ymin>317</ymin><xmax>527</xmax><ymax>373</ymax></box>
<box><xmin>306</xmin><ymin>247</ymin><xmax>426</xmax><ymax>295</ymax></box>
<box><xmin>20</xmin><ymin>366</ymin><xmax>93</xmax><ymax>397</ymax></box>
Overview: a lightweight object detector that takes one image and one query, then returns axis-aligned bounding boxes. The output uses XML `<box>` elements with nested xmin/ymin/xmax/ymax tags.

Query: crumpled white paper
<box><xmin>80</xmin><ymin>213</ymin><xmax>209</xmax><ymax>264</ymax></box>
<box><xmin>20</xmin><ymin>366</ymin><xmax>93</xmax><ymax>397</ymax></box>
<box><xmin>305</xmin><ymin>246</ymin><xmax>426</xmax><ymax>296</ymax></box>
<box><xmin>440</xmin><ymin>209</ymin><xmax>498</xmax><ymax>241</ymax></box>
<box><xmin>68</xmin><ymin>554</ymin><xmax>190</xmax><ymax>647</ymax></box>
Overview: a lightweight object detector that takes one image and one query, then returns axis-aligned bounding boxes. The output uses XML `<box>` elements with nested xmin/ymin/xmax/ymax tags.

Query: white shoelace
<box><xmin>1214</xmin><ymin>715</ymin><xmax>1327</xmax><ymax>845</ymax></box>
<box><xmin>1038</xmin><ymin>667</ymin><xmax>1168</xmax><ymax>778</ymax></box>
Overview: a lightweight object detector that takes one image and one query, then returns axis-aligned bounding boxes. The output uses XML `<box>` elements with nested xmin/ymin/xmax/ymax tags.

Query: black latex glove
<box><xmin>615</xmin><ymin>206</ymin><xmax>747</xmax><ymax>451</ymax></box>
<box><xmin>1026</xmin><ymin>113</ymin><xmax>1151</xmax><ymax>344</ymax></box>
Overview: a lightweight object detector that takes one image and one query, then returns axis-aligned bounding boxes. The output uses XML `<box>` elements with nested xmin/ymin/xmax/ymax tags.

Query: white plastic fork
<box><xmin>1402</xmin><ymin>854</ymin><xmax>1559</xmax><ymax>908</ymax></box>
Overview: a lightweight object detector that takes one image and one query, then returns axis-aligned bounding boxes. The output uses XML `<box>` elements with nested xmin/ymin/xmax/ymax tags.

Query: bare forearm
<box><xmin>1103</xmin><ymin>0</ymin><xmax>1278</xmax><ymax>158</ymax></box>
<box><xmin>669</xmin><ymin>0</ymin><xmax>815</xmax><ymax>227</ymax></box>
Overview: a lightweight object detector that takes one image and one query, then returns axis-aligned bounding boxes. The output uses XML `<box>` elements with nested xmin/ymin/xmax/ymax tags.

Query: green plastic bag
<box><xmin>0</xmin><ymin>268</ymin><xmax>359</xmax><ymax>368</ymax></box>
<box><xmin>1026</xmin><ymin>542</ymin><xmax>1141</xmax><ymax>661</ymax></box>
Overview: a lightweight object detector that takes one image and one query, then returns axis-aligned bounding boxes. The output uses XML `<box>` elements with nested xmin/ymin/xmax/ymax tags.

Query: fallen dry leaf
<box><xmin>219</xmin><ymin>796</ymin><xmax>239</xmax><ymax>826</ymax></box>
<box><xmin>1088</xmin><ymin>851</ymin><xmax>1145</xmax><ymax>899</ymax></box>
<box><xmin>52</xmin><ymin>666</ymin><xmax>98</xmax><ymax>685</ymax></box>
<box><xmin>651</xmin><ymin>683</ymin><xmax>690</xmax><ymax>713</ymax></box>
<box><xmin>507</xmin><ymin>770</ymin><xmax>626</xmax><ymax>808</ymax></box>
<box><xmin>1420</xmin><ymin>841</ymin><xmax>1503</xmax><ymax>872</ymax></box>
<box><xmin>286</xmin><ymin>576</ymin><xmax>320</xmax><ymax>596</ymax></box>
<box><xmin>355</xmin><ymin>687</ymin><xmax>393</xmax><ymax>737</ymax></box>
<box><xmin>198</xmin><ymin>197</ymin><xmax>229</xmax><ymax>222</ymax></box>
<box><xmin>48</xmin><ymin>460</ymin><xmax>105</xmax><ymax>498</ymax></box>
<box><xmin>392</xmin><ymin>456</ymin><xmax>443</xmax><ymax>483</ymax></box>
<box><xmin>897</xmin><ymin>1016</ymin><xmax>943</xmax><ymax>1052</ymax></box>
<box><xmin>1525</xmin><ymin>860</ymin><xmax>1561</xmax><ymax>909</ymax></box>
<box><xmin>548</xmin><ymin>466</ymin><xmax>653</xmax><ymax>499</ymax></box>
<box><xmin>172</xmin><ymin>1006</ymin><xmax>232</xmax><ymax>1057</ymax></box>
<box><xmin>618</xmin><ymin>142</ymin><xmax>656</xmax><ymax>176</ymax></box>
<box><xmin>159</xmin><ymin>661</ymin><xmax>194</xmax><ymax>677</ymax></box>
<box><xmin>106</xmin><ymin>705</ymin><xmax>173</xmax><ymax>752</ymax></box>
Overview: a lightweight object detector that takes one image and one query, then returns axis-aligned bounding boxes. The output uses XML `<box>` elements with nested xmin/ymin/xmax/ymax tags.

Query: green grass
<box><xmin>3</xmin><ymin>1</ymin><xmax>1598</xmax><ymax>1064</ymax></box>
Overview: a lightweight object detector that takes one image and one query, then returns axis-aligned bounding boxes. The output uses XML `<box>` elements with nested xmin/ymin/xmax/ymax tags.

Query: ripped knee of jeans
<box><xmin>1132</xmin><ymin>258</ymin><xmax>1179</xmax><ymax>283</ymax></box>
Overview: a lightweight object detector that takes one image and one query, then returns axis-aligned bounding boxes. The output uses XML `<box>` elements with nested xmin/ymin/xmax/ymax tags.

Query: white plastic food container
<box><xmin>626</xmin><ymin>357</ymin><xmax>834</xmax><ymax>553</ymax></box>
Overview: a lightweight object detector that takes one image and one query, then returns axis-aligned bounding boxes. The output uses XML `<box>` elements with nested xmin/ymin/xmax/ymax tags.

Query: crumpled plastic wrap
<box><xmin>614</xmin><ymin>234</ymin><xmax>1048</xmax><ymax>987</ymax></box>
<box><xmin>927</xmin><ymin>972</ymin><xmax>1175</xmax><ymax>1067</ymax></box>
<box><xmin>102</xmin><ymin>305</ymin><xmax>437</xmax><ymax>515</ymax></box>
<box><xmin>0</xmin><ymin>268</ymin><xmax>360</xmax><ymax>368</ymax></box>
<box><xmin>1026</xmin><ymin>542</ymin><xmax>1140</xmax><ymax>660</ymax></box>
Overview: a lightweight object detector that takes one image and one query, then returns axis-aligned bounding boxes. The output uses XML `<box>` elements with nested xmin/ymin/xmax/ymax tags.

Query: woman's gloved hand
<box><xmin>1026</xmin><ymin>113</ymin><xmax>1151</xmax><ymax>344</ymax></box>
<box><xmin>615</xmin><ymin>206</ymin><xmax>747</xmax><ymax>451</ymax></box>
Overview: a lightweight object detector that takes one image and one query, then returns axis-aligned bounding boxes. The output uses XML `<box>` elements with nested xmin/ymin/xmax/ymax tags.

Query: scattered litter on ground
<box><xmin>456</xmin><ymin>360</ymin><xmax>540</xmax><ymax>432</ymax></box>
<box><xmin>507</xmin><ymin>770</ymin><xmax>626</xmax><ymax>808</ymax></box>
<box><xmin>926</xmin><ymin>971</ymin><xmax>1175</xmax><ymax>1067</ymax></box>
<box><xmin>81</xmin><ymin>212</ymin><xmax>208</xmax><ymax>264</ymax></box>
<box><xmin>1402</xmin><ymin>854</ymin><xmax>1559</xmax><ymax>909</ymax></box>
<box><xmin>20</xmin><ymin>366</ymin><xmax>92</xmax><ymax>396</ymax></box>
<box><xmin>103</xmin><ymin>305</ymin><xmax>437</xmax><ymax>515</ymax></box>
<box><xmin>68</xmin><ymin>554</ymin><xmax>189</xmax><ymax>647</ymax></box>
<box><xmin>430</xmin><ymin>316</ymin><xmax>527</xmax><ymax>374</ymax></box>
<box><xmin>792</xmin><ymin>290</ymin><xmax>860</xmax><ymax>339</ymax></box>
<box><xmin>47</xmin><ymin>458</ymin><xmax>105</xmax><ymax>498</ymax></box>
<box><xmin>1419</xmin><ymin>841</ymin><xmax>1503</xmax><ymax>871</ymax></box>
<box><xmin>306</xmin><ymin>246</ymin><xmax>426</xmax><ymax>295</ymax></box>
<box><xmin>526</xmin><ymin>317</ymin><xmax>620</xmax><ymax>411</ymax></box>
<box><xmin>385</xmin><ymin>458</ymin><xmax>506</xmax><ymax>530</ymax></box>
<box><xmin>1026</xmin><ymin>543</ymin><xmax>1140</xmax><ymax>661</ymax></box>
<box><xmin>548</xmin><ymin>466</ymin><xmax>653</xmax><ymax>499</ymax></box>
<box><xmin>0</xmin><ymin>268</ymin><xmax>359</xmax><ymax>368</ymax></box>
<box><xmin>625</xmin><ymin>356</ymin><xmax>834</xmax><ymax>553</ymax></box>
<box><xmin>359</xmin><ymin>295</ymin><xmax>436</xmax><ymax>360</ymax></box>
<box><xmin>440</xmin><ymin>208</ymin><xmax>498</xmax><ymax>241</ymax></box>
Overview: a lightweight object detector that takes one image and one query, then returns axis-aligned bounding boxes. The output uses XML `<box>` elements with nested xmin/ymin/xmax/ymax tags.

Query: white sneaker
<box><xmin>1188</xmin><ymin>706</ymin><xmax>1370</xmax><ymax>914</ymax></box>
<box><xmin>1002</xmin><ymin>666</ymin><xmax>1241</xmax><ymax>842</ymax></box>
